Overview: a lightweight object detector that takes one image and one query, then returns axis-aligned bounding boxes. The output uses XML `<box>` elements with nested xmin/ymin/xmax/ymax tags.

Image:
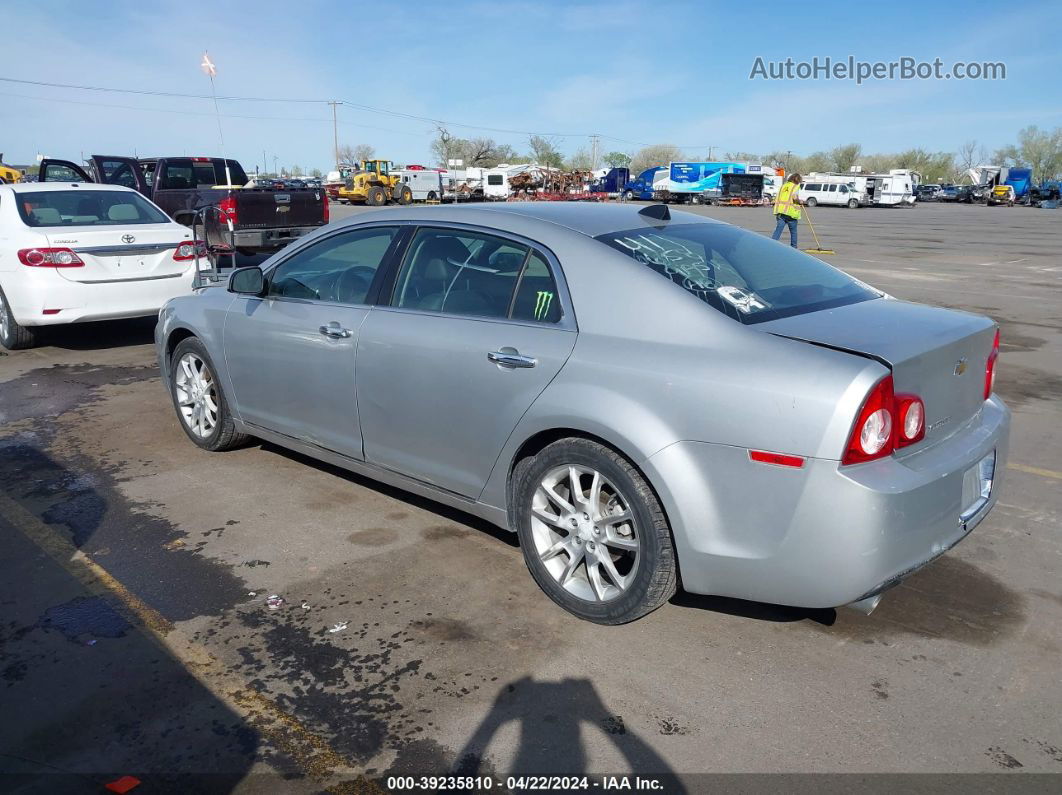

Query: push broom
<box><xmin>801</xmin><ymin>204</ymin><xmax>835</xmax><ymax>255</ymax></box>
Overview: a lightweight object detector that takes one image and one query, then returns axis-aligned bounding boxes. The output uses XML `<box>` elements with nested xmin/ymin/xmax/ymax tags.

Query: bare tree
<box><xmin>629</xmin><ymin>144</ymin><xmax>683</xmax><ymax>175</ymax></box>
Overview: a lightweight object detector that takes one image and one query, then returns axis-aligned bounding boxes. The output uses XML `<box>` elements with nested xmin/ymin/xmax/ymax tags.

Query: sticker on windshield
<box><xmin>716</xmin><ymin>286</ymin><xmax>770</xmax><ymax>314</ymax></box>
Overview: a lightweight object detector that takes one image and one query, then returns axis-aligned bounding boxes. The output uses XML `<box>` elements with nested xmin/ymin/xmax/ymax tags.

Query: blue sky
<box><xmin>3</xmin><ymin>0</ymin><xmax>1061</xmax><ymax>170</ymax></box>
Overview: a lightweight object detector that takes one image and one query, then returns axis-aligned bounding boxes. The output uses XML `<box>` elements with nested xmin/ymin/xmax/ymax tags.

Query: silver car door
<box><xmin>222</xmin><ymin>225</ymin><xmax>402</xmax><ymax>458</ymax></box>
<box><xmin>357</xmin><ymin>227</ymin><xmax>577</xmax><ymax>497</ymax></box>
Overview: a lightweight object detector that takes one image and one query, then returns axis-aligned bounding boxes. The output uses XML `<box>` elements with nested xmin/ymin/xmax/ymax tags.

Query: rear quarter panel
<box><xmin>478</xmin><ymin>234</ymin><xmax>882</xmax><ymax>511</ymax></box>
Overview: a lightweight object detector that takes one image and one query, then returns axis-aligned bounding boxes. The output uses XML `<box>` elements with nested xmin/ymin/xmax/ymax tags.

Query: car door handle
<box><xmin>319</xmin><ymin>322</ymin><xmax>351</xmax><ymax>339</ymax></box>
<box><xmin>488</xmin><ymin>350</ymin><xmax>536</xmax><ymax>368</ymax></box>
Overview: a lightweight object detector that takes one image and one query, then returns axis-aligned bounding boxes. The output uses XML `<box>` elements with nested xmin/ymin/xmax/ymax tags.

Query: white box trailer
<box><xmin>858</xmin><ymin>169</ymin><xmax>919</xmax><ymax>206</ymax></box>
<box><xmin>393</xmin><ymin>169</ymin><xmax>443</xmax><ymax>202</ymax></box>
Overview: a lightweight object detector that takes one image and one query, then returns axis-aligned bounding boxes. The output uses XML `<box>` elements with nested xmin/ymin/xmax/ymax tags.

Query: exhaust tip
<box><xmin>845</xmin><ymin>594</ymin><xmax>883</xmax><ymax>615</ymax></box>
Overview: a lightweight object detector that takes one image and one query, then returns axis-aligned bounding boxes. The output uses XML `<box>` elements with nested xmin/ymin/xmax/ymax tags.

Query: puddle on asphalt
<box><xmin>39</xmin><ymin>596</ymin><xmax>131</xmax><ymax>644</ymax></box>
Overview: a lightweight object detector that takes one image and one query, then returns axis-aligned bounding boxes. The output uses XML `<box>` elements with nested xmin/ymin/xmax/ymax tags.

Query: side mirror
<box><xmin>229</xmin><ymin>266</ymin><xmax>265</xmax><ymax>296</ymax></box>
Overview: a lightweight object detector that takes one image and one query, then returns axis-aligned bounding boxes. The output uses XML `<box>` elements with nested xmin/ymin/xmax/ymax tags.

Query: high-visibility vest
<box><xmin>774</xmin><ymin>181</ymin><xmax>801</xmax><ymax>219</ymax></box>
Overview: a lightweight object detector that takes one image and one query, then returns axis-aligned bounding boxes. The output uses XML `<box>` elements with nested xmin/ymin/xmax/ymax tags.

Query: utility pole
<box><xmin>328</xmin><ymin>100</ymin><xmax>340</xmax><ymax>171</ymax></box>
<box><xmin>707</xmin><ymin>145</ymin><xmax>715</xmax><ymax>161</ymax></box>
<box><xmin>263</xmin><ymin>150</ymin><xmax>268</xmax><ymax>176</ymax></box>
<box><xmin>589</xmin><ymin>135</ymin><xmax>599</xmax><ymax>171</ymax></box>
<box><xmin>785</xmin><ymin>150</ymin><xmax>792</xmax><ymax>173</ymax></box>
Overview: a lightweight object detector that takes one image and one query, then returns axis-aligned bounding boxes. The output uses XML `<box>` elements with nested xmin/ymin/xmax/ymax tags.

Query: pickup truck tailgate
<box><xmin>234</xmin><ymin>188</ymin><xmax>326</xmax><ymax>229</ymax></box>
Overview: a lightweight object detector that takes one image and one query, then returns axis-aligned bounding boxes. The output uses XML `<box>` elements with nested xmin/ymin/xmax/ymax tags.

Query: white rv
<box><xmin>393</xmin><ymin>169</ymin><xmax>443</xmax><ymax>202</ymax></box>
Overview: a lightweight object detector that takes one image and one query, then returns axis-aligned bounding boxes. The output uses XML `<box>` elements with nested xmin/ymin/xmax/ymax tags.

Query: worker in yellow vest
<box><xmin>771</xmin><ymin>173</ymin><xmax>803</xmax><ymax>248</ymax></box>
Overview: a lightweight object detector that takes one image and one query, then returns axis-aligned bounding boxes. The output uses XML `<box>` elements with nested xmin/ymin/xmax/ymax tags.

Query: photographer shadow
<box><xmin>451</xmin><ymin>676</ymin><xmax>685</xmax><ymax>791</ymax></box>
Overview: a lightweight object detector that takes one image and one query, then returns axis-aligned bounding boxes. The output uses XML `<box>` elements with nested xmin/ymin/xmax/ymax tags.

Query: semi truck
<box><xmin>588</xmin><ymin>167</ymin><xmax>630</xmax><ymax>196</ymax></box>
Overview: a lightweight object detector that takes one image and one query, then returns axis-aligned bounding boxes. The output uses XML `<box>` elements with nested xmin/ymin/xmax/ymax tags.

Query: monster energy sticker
<box><xmin>534</xmin><ymin>291</ymin><xmax>554</xmax><ymax>320</ymax></box>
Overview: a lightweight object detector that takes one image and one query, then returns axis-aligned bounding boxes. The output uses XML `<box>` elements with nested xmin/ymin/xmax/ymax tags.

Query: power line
<box><xmin>0</xmin><ymin>75</ymin><xmax>715</xmax><ymax>149</ymax></box>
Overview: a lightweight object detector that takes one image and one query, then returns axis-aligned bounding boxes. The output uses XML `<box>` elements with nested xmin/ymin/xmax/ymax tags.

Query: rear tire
<box><xmin>0</xmin><ymin>286</ymin><xmax>40</xmax><ymax>350</ymax></box>
<box><xmin>514</xmin><ymin>438</ymin><xmax>677</xmax><ymax>624</ymax></box>
<box><xmin>169</xmin><ymin>337</ymin><xmax>248</xmax><ymax>452</ymax></box>
<box><xmin>397</xmin><ymin>186</ymin><xmax>413</xmax><ymax>205</ymax></box>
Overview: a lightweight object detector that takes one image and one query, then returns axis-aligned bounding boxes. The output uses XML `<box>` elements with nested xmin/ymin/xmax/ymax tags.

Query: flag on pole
<box><xmin>200</xmin><ymin>52</ymin><xmax>217</xmax><ymax>78</ymax></box>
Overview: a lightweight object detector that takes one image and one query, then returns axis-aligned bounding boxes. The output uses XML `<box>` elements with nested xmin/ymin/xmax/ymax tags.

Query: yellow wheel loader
<box><xmin>336</xmin><ymin>160</ymin><xmax>413</xmax><ymax>206</ymax></box>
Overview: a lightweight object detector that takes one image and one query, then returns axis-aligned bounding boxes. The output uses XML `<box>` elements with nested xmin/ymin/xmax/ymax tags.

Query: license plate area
<box><xmin>960</xmin><ymin>449</ymin><xmax>995</xmax><ymax>523</ymax></box>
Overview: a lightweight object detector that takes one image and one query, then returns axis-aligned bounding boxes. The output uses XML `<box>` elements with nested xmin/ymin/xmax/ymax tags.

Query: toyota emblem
<box><xmin>122</xmin><ymin>234</ymin><xmax>136</xmax><ymax>244</ymax></box>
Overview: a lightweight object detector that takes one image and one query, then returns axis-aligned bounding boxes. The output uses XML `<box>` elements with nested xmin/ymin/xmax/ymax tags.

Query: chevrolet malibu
<box><xmin>156</xmin><ymin>203</ymin><xmax>1009</xmax><ymax>624</ymax></box>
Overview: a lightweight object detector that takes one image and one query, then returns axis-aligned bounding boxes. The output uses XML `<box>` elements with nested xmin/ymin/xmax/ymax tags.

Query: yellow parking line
<box><xmin>1008</xmin><ymin>462</ymin><xmax>1062</xmax><ymax>481</ymax></box>
<box><xmin>0</xmin><ymin>491</ymin><xmax>383</xmax><ymax>791</ymax></box>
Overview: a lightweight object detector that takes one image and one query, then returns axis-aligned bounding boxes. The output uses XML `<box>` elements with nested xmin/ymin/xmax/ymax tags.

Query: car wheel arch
<box><xmin>503</xmin><ymin>427</ymin><xmax>683</xmax><ymax>589</ymax></box>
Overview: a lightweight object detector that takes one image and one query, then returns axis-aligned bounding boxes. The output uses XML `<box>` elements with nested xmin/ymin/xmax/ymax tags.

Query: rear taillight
<box><xmin>842</xmin><ymin>375</ymin><xmax>895</xmax><ymax>465</ymax></box>
<box><xmin>173</xmin><ymin>241</ymin><xmax>207</xmax><ymax>261</ymax></box>
<box><xmin>896</xmin><ymin>395</ymin><xmax>925</xmax><ymax>447</ymax></box>
<box><xmin>323</xmin><ymin>195</ymin><xmax>329</xmax><ymax>223</ymax></box>
<box><xmin>17</xmin><ymin>247</ymin><xmax>84</xmax><ymax>268</ymax></box>
<box><xmin>985</xmin><ymin>329</ymin><xmax>999</xmax><ymax>400</ymax></box>
<box><xmin>842</xmin><ymin>375</ymin><xmax>928</xmax><ymax>464</ymax></box>
<box><xmin>217</xmin><ymin>196</ymin><xmax>238</xmax><ymax>226</ymax></box>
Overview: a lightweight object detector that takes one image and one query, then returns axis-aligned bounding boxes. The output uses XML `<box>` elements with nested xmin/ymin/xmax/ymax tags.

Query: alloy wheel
<box><xmin>174</xmin><ymin>352</ymin><xmax>219</xmax><ymax>438</ymax></box>
<box><xmin>0</xmin><ymin>291</ymin><xmax>9</xmax><ymax>341</ymax></box>
<box><xmin>530</xmin><ymin>464</ymin><xmax>640</xmax><ymax>603</ymax></box>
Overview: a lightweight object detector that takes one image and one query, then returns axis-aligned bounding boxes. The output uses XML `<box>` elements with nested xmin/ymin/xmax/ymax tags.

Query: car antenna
<box><xmin>638</xmin><ymin>204</ymin><xmax>670</xmax><ymax>221</ymax></box>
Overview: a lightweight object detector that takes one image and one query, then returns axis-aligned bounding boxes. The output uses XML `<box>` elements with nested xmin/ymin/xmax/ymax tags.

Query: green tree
<box><xmin>1017</xmin><ymin>126</ymin><xmax>1062</xmax><ymax>182</ymax></box>
<box><xmin>528</xmin><ymin>135</ymin><xmax>565</xmax><ymax>169</ymax></box>
<box><xmin>603</xmin><ymin>151</ymin><xmax>631</xmax><ymax>168</ymax></box>
<box><xmin>829</xmin><ymin>143</ymin><xmax>862</xmax><ymax>172</ymax></box>
<box><xmin>310</xmin><ymin>168</ymin><xmax>323</xmax><ymax>179</ymax></box>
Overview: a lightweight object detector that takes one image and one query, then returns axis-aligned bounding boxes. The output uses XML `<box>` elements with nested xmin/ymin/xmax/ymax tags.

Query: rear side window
<box><xmin>393</xmin><ymin>228</ymin><xmax>527</xmax><ymax>318</ymax></box>
<box><xmin>391</xmin><ymin>228</ymin><xmax>562</xmax><ymax>323</ymax></box>
<box><xmin>595</xmin><ymin>222</ymin><xmax>878</xmax><ymax>324</ymax></box>
<box><xmin>17</xmin><ymin>190</ymin><xmax>169</xmax><ymax>227</ymax></box>
<box><xmin>511</xmin><ymin>253</ymin><xmax>561</xmax><ymax>323</ymax></box>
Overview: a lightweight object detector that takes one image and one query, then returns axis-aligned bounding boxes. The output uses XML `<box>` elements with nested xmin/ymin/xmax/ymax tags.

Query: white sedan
<box><xmin>0</xmin><ymin>182</ymin><xmax>203</xmax><ymax>349</ymax></box>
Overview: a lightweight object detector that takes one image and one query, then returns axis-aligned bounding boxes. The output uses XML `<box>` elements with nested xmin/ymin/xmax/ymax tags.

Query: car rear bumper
<box><xmin>3</xmin><ymin>267</ymin><xmax>196</xmax><ymax>326</ymax></box>
<box><xmin>231</xmin><ymin>226</ymin><xmax>321</xmax><ymax>249</ymax></box>
<box><xmin>643</xmin><ymin>396</ymin><xmax>1010</xmax><ymax>609</ymax></box>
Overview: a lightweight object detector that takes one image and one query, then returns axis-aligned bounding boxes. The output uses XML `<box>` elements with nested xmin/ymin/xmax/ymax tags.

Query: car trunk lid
<box><xmin>758</xmin><ymin>298</ymin><xmax>997</xmax><ymax>452</ymax></box>
<box><xmin>48</xmin><ymin>224</ymin><xmax>192</xmax><ymax>283</ymax></box>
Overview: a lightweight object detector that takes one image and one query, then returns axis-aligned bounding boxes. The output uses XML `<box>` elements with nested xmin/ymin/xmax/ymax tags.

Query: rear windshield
<box><xmin>17</xmin><ymin>190</ymin><xmax>170</xmax><ymax>227</ymax></box>
<box><xmin>595</xmin><ymin>222</ymin><xmax>878</xmax><ymax>324</ymax></box>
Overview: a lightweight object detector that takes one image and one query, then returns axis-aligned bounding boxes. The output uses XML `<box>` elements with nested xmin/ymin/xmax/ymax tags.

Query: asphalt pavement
<box><xmin>1</xmin><ymin>201</ymin><xmax>1060</xmax><ymax>791</ymax></box>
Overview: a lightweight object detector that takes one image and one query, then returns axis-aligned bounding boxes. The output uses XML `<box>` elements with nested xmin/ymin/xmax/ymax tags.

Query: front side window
<box><xmin>17</xmin><ymin>190</ymin><xmax>169</xmax><ymax>227</ymax></box>
<box><xmin>596</xmin><ymin>222</ymin><xmax>878</xmax><ymax>324</ymax></box>
<box><xmin>268</xmin><ymin>226</ymin><xmax>398</xmax><ymax>304</ymax></box>
<box><xmin>392</xmin><ymin>228</ymin><xmax>528</xmax><ymax>318</ymax></box>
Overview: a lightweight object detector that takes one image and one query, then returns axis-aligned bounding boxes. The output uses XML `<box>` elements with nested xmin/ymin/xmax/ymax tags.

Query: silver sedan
<box><xmin>156</xmin><ymin>203</ymin><xmax>1009</xmax><ymax>624</ymax></box>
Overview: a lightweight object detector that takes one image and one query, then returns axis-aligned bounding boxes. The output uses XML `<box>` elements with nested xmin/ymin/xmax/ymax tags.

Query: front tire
<box><xmin>169</xmin><ymin>337</ymin><xmax>248</xmax><ymax>451</ymax></box>
<box><xmin>805</xmin><ymin>196</ymin><xmax>818</xmax><ymax>207</ymax></box>
<box><xmin>514</xmin><ymin>438</ymin><xmax>677</xmax><ymax>624</ymax></box>
<box><xmin>0</xmin><ymin>286</ymin><xmax>39</xmax><ymax>350</ymax></box>
<box><xmin>847</xmin><ymin>198</ymin><xmax>859</xmax><ymax>209</ymax></box>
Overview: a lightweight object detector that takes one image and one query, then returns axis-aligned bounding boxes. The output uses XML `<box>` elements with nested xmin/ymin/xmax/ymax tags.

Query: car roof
<box><xmin>350</xmin><ymin>202</ymin><xmax>721</xmax><ymax>239</ymax></box>
<box><xmin>1</xmin><ymin>182</ymin><xmax>141</xmax><ymax>194</ymax></box>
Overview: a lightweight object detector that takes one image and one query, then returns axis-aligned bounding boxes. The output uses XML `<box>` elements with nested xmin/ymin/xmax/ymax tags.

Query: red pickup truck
<box><xmin>38</xmin><ymin>155</ymin><xmax>329</xmax><ymax>254</ymax></box>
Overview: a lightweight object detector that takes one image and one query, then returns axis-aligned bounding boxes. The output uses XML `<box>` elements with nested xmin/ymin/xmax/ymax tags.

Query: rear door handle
<box><xmin>488</xmin><ymin>350</ymin><xmax>536</xmax><ymax>368</ymax></box>
<box><xmin>319</xmin><ymin>322</ymin><xmax>351</xmax><ymax>339</ymax></box>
